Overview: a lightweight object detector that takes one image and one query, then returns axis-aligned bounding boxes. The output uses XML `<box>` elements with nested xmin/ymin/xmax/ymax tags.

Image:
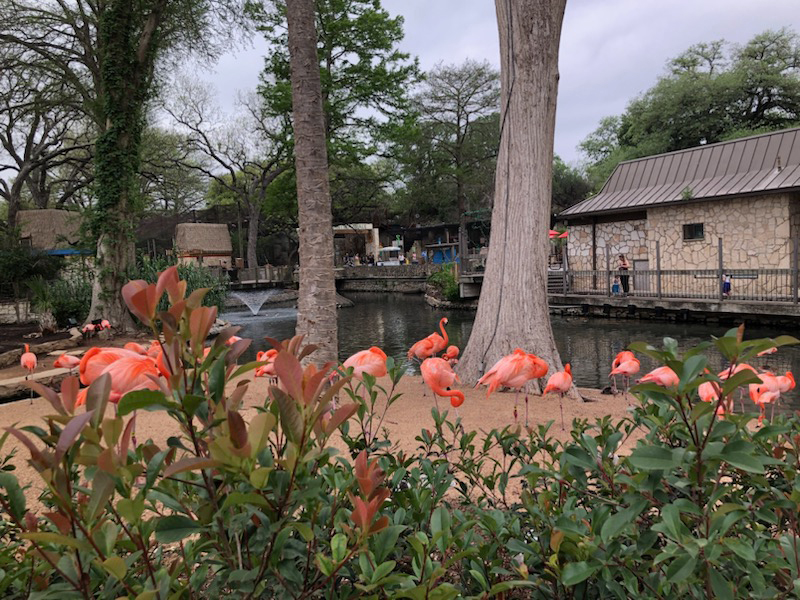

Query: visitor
<box><xmin>723</xmin><ymin>272</ymin><xmax>732</xmax><ymax>298</ymax></box>
<box><xmin>411</xmin><ymin>251</ymin><xmax>418</xmax><ymax>264</ymax></box>
<box><xmin>354</xmin><ymin>254</ymin><xmax>361</xmax><ymax>266</ymax></box>
<box><xmin>421</xmin><ymin>249</ymin><xmax>428</xmax><ymax>264</ymax></box>
<box><xmin>612</xmin><ymin>276</ymin><xmax>621</xmax><ymax>296</ymax></box>
<box><xmin>617</xmin><ymin>254</ymin><xmax>630</xmax><ymax>295</ymax></box>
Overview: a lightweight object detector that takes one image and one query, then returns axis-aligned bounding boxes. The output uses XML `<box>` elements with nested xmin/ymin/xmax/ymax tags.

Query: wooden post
<box><xmin>605</xmin><ymin>246</ymin><xmax>611</xmax><ymax>297</ymax></box>
<box><xmin>793</xmin><ymin>237</ymin><xmax>798</xmax><ymax>304</ymax></box>
<box><xmin>656</xmin><ymin>240</ymin><xmax>662</xmax><ymax>299</ymax></box>
<box><xmin>718</xmin><ymin>237</ymin><xmax>724</xmax><ymax>302</ymax></box>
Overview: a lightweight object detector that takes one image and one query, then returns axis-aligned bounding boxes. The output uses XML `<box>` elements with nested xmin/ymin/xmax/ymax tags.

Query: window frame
<box><xmin>682</xmin><ymin>223</ymin><xmax>704</xmax><ymax>241</ymax></box>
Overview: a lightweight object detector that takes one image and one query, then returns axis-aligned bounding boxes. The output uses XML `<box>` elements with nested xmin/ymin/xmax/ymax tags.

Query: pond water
<box><xmin>225</xmin><ymin>292</ymin><xmax>800</xmax><ymax>407</ymax></box>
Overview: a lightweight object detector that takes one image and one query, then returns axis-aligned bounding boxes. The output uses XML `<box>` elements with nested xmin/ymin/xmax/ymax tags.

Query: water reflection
<box><xmin>225</xmin><ymin>292</ymin><xmax>800</xmax><ymax>407</ymax></box>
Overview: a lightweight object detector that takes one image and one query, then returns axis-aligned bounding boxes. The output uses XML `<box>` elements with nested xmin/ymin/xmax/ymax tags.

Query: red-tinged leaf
<box><xmin>60</xmin><ymin>377</ymin><xmax>79</xmax><ymax>414</ymax></box>
<box><xmin>5</xmin><ymin>427</ymin><xmax>45</xmax><ymax>464</ymax></box>
<box><xmin>324</xmin><ymin>403</ymin><xmax>358</xmax><ymax>435</ymax></box>
<box><xmin>304</xmin><ymin>368</ymin><xmax>329</xmax><ymax>406</ymax></box>
<box><xmin>121</xmin><ymin>280</ymin><xmax>150</xmax><ymax>323</ymax></box>
<box><xmin>319</xmin><ymin>377</ymin><xmax>352</xmax><ymax>411</ymax></box>
<box><xmin>97</xmin><ymin>447</ymin><xmax>116</xmax><ymax>473</ymax></box>
<box><xmin>369</xmin><ymin>515</ymin><xmax>390</xmax><ymax>535</ymax></box>
<box><xmin>85</xmin><ymin>373</ymin><xmax>111</xmax><ymax>427</ymax></box>
<box><xmin>118</xmin><ymin>415</ymin><xmax>135</xmax><ymax>460</ymax></box>
<box><xmin>190</xmin><ymin>307</ymin><xmax>219</xmax><ymax>353</ymax></box>
<box><xmin>227</xmin><ymin>382</ymin><xmax>249</xmax><ymax>411</ymax></box>
<box><xmin>228</xmin><ymin>410</ymin><xmax>248</xmax><ymax>449</ymax></box>
<box><xmin>274</xmin><ymin>351</ymin><xmax>304</xmax><ymax>402</ymax></box>
<box><xmin>264</xmin><ymin>336</ymin><xmax>283</xmax><ymax>351</ymax></box>
<box><xmin>350</xmin><ymin>496</ymin><xmax>369</xmax><ymax>528</ymax></box>
<box><xmin>297</xmin><ymin>344</ymin><xmax>319</xmax><ymax>361</ymax></box>
<box><xmin>43</xmin><ymin>512</ymin><xmax>71</xmax><ymax>535</ymax></box>
<box><xmin>55</xmin><ymin>410</ymin><xmax>95</xmax><ymax>460</ymax></box>
<box><xmin>163</xmin><ymin>457</ymin><xmax>222</xmax><ymax>478</ymax></box>
<box><xmin>226</xmin><ymin>338</ymin><xmax>252</xmax><ymax>367</ymax></box>
<box><xmin>168</xmin><ymin>300</ymin><xmax>186</xmax><ymax>324</ymax></box>
<box><xmin>185</xmin><ymin>287</ymin><xmax>210</xmax><ymax>310</ymax></box>
<box><xmin>273</xmin><ymin>388</ymin><xmax>304</xmax><ymax>443</ymax></box>
<box><xmin>213</xmin><ymin>326</ymin><xmax>241</xmax><ymax>349</ymax></box>
<box><xmin>26</xmin><ymin>381</ymin><xmax>64</xmax><ymax>415</ymax></box>
<box><xmin>155</xmin><ymin>266</ymin><xmax>179</xmax><ymax>302</ymax></box>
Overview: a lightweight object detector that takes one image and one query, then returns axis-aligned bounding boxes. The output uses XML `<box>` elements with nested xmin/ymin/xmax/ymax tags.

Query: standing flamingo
<box><xmin>543</xmin><ymin>364</ymin><xmax>572</xmax><ymax>430</ymax></box>
<box><xmin>408</xmin><ymin>318</ymin><xmax>449</xmax><ymax>362</ymax></box>
<box><xmin>477</xmin><ymin>349</ymin><xmax>548</xmax><ymax>425</ymax></box>
<box><xmin>420</xmin><ymin>357</ymin><xmax>464</xmax><ymax>414</ymax></box>
<box><xmin>609</xmin><ymin>357</ymin><xmax>640</xmax><ymax>397</ymax></box>
<box><xmin>776</xmin><ymin>370</ymin><xmax>796</xmax><ymax>394</ymax></box>
<box><xmin>442</xmin><ymin>345</ymin><xmax>460</xmax><ymax>366</ymax></box>
<box><xmin>20</xmin><ymin>344</ymin><xmax>37</xmax><ymax>403</ymax></box>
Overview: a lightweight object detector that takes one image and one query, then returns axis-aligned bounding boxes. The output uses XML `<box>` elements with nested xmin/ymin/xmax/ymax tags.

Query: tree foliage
<box><xmin>581</xmin><ymin>28</ymin><xmax>800</xmax><ymax>190</ymax></box>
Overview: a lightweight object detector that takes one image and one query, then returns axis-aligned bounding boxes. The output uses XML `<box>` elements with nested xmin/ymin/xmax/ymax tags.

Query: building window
<box><xmin>683</xmin><ymin>223</ymin><xmax>704</xmax><ymax>241</ymax></box>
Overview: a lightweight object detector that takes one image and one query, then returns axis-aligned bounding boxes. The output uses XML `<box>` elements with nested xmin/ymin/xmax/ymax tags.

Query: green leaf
<box><xmin>666</xmin><ymin>554</ymin><xmax>696</xmax><ymax>583</ymax></box>
<box><xmin>431</xmin><ymin>506</ymin><xmax>451</xmax><ymax>552</ymax></box>
<box><xmin>274</xmin><ymin>389</ymin><xmax>303</xmax><ymax>443</ymax></box>
<box><xmin>720</xmin><ymin>369</ymin><xmax>762</xmax><ymax>396</ymax></box>
<box><xmin>291</xmin><ymin>522</ymin><xmax>313</xmax><ymax>542</ymax></box>
<box><xmin>561</xmin><ymin>561</ymin><xmax>599</xmax><ymax>586</ymax></box>
<box><xmin>155</xmin><ymin>515</ymin><xmax>203</xmax><ymax>543</ymax></box>
<box><xmin>628</xmin><ymin>445</ymin><xmax>683</xmax><ymax>471</ymax></box>
<box><xmin>221</xmin><ymin>492</ymin><xmax>270</xmax><ymax>511</ymax></box>
<box><xmin>208</xmin><ymin>357</ymin><xmax>227</xmax><ymax>404</ymax></box>
<box><xmin>331</xmin><ymin>532</ymin><xmax>347</xmax><ymax>563</ymax></box>
<box><xmin>22</xmin><ymin>532</ymin><xmax>91</xmax><ymax>551</ymax></box>
<box><xmin>0</xmin><ymin>473</ymin><xmax>25</xmax><ymax>520</ymax></box>
<box><xmin>371</xmin><ymin>560</ymin><xmax>396</xmax><ymax>583</ymax></box>
<box><xmin>117</xmin><ymin>390</ymin><xmax>174</xmax><ymax>416</ymax></box>
<box><xmin>102</xmin><ymin>556</ymin><xmax>127</xmax><ymax>580</ymax></box>
<box><xmin>709</xmin><ymin>567</ymin><xmax>733</xmax><ymax>599</ymax></box>
<box><xmin>600</xmin><ymin>497</ymin><xmax>648</xmax><ymax>543</ymax></box>
<box><xmin>723</xmin><ymin>538</ymin><xmax>756</xmax><ymax>562</ymax></box>
<box><xmin>163</xmin><ymin>457</ymin><xmax>221</xmax><ymax>478</ymax></box>
<box><xmin>87</xmin><ymin>471</ymin><xmax>116</xmax><ymax>521</ymax></box>
<box><xmin>183</xmin><ymin>394</ymin><xmax>206</xmax><ymax>417</ymax></box>
<box><xmin>723</xmin><ymin>452</ymin><xmax>763</xmax><ymax>473</ymax></box>
<box><xmin>679</xmin><ymin>355</ymin><xmax>707</xmax><ymax>389</ymax></box>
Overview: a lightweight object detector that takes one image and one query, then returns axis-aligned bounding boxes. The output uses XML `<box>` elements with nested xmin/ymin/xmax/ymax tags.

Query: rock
<box><xmin>209</xmin><ymin>319</ymin><xmax>233</xmax><ymax>337</ymax></box>
<box><xmin>336</xmin><ymin>294</ymin><xmax>354</xmax><ymax>308</ymax></box>
<box><xmin>69</xmin><ymin>327</ymin><xmax>82</xmax><ymax>339</ymax></box>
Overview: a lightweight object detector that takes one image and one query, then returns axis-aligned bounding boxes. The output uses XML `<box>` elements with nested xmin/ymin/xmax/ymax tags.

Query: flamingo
<box><xmin>757</xmin><ymin>346</ymin><xmax>778</xmax><ymax>357</ymax></box>
<box><xmin>54</xmin><ymin>353</ymin><xmax>81</xmax><ymax>371</ymax></box>
<box><xmin>698</xmin><ymin>381</ymin><xmax>721</xmax><ymax>403</ymax></box>
<box><xmin>638</xmin><ymin>366</ymin><xmax>680</xmax><ymax>387</ymax></box>
<box><xmin>548</xmin><ymin>230</ymin><xmax>559</xmax><ymax>239</ymax></box>
<box><xmin>442</xmin><ymin>345</ymin><xmax>459</xmax><ymax>366</ymax></box>
<box><xmin>408</xmin><ymin>318</ymin><xmax>449</xmax><ymax>362</ymax></box>
<box><xmin>225</xmin><ymin>335</ymin><xmax>243</xmax><ymax>347</ymax></box>
<box><xmin>20</xmin><ymin>344</ymin><xmax>37</xmax><ymax>403</ymax></box>
<box><xmin>76</xmin><ymin>352</ymin><xmax>164</xmax><ymax>408</ymax></box>
<box><xmin>749</xmin><ymin>379</ymin><xmax>781</xmax><ymax>425</ymax></box>
<box><xmin>78</xmin><ymin>347</ymin><xmax>140</xmax><ymax>386</ymax></box>
<box><xmin>420</xmin><ymin>357</ymin><xmax>464</xmax><ymax>413</ymax></box>
<box><xmin>612</xmin><ymin>350</ymin><xmax>636</xmax><ymax>370</ymax></box>
<box><xmin>477</xmin><ymin>349</ymin><xmax>548</xmax><ymax>425</ymax></box>
<box><xmin>342</xmin><ymin>346</ymin><xmax>388</xmax><ymax>380</ymax></box>
<box><xmin>100</xmin><ymin>319</ymin><xmax>111</xmax><ymax>331</ymax></box>
<box><xmin>543</xmin><ymin>364</ymin><xmax>572</xmax><ymax>430</ymax></box>
<box><xmin>609</xmin><ymin>358</ymin><xmax>640</xmax><ymax>396</ymax></box>
<box><xmin>255</xmin><ymin>349</ymin><xmax>279</xmax><ymax>382</ymax></box>
<box><xmin>776</xmin><ymin>371</ymin><xmax>796</xmax><ymax>394</ymax></box>
<box><xmin>124</xmin><ymin>342</ymin><xmax>149</xmax><ymax>355</ymax></box>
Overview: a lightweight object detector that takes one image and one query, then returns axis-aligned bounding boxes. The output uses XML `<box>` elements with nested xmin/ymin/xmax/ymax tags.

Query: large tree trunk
<box><xmin>286</xmin><ymin>0</ymin><xmax>338</xmax><ymax>364</ymax></box>
<box><xmin>458</xmin><ymin>0</ymin><xmax>572</xmax><ymax>396</ymax></box>
<box><xmin>246</xmin><ymin>200</ymin><xmax>261</xmax><ymax>268</ymax></box>
<box><xmin>87</xmin><ymin>230</ymin><xmax>136</xmax><ymax>329</ymax></box>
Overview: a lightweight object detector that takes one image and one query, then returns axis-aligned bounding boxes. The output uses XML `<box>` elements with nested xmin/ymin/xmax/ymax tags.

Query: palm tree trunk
<box><xmin>286</xmin><ymin>0</ymin><xmax>338</xmax><ymax>364</ymax></box>
<box><xmin>458</xmin><ymin>0</ymin><xmax>572</xmax><ymax>397</ymax></box>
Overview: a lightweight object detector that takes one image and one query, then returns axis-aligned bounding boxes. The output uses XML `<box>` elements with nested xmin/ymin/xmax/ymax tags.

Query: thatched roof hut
<box><xmin>174</xmin><ymin>223</ymin><xmax>232</xmax><ymax>255</ymax></box>
<box><xmin>18</xmin><ymin>210</ymin><xmax>82</xmax><ymax>253</ymax></box>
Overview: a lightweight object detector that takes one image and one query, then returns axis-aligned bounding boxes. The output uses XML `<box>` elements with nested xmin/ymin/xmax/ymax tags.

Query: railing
<box><xmin>552</xmin><ymin>268</ymin><xmax>799</xmax><ymax>304</ymax></box>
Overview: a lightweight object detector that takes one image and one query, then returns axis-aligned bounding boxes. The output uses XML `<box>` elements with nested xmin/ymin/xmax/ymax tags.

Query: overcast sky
<box><xmin>210</xmin><ymin>0</ymin><xmax>800</xmax><ymax>165</ymax></box>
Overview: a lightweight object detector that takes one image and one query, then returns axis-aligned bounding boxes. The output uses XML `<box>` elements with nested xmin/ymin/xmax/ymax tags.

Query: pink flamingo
<box><xmin>477</xmin><ymin>348</ymin><xmax>548</xmax><ymax>425</ymax></box>
<box><xmin>609</xmin><ymin>357</ymin><xmax>640</xmax><ymax>397</ymax></box>
<box><xmin>420</xmin><ymin>357</ymin><xmax>464</xmax><ymax>414</ymax></box>
<box><xmin>442</xmin><ymin>345</ymin><xmax>460</xmax><ymax>366</ymax></box>
<box><xmin>54</xmin><ymin>353</ymin><xmax>80</xmax><ymax>371</ymax></box>
<box><xmin>20</xmin><ymin>344</ymin><xmax>37</xmax><ymax>403</ymax></box>
<box><xmin>342</xmin><ymin>346</ymin><xmax>388</xmax><ymax>380</ymax></box>
<box><xmin>408</xmin><ymin>318</ymin><xmax>449</xmax><ymax>362</ymax></box>
<box><xmin>638</xmin><ymin>366</ymin><xmax>680</xmax><ymax>387</ymax></box>
<box><xmin>543</xmin><ymin>364</ymin><xmax>572</xmax><ymax>430</ymax></box>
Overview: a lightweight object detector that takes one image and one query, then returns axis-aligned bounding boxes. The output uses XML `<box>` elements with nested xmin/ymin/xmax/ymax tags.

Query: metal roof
<box><xmin>559</xmin><ymin>127</ymin><xmax>800</xmax><ymax>219</ymax></box>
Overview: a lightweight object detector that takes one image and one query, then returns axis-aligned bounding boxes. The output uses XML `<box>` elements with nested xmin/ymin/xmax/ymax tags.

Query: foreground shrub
<box><xmin>130</xmin><ymin>253</ymin><xmax>229</xmax><ymax>311</ymax></box>
<box><xmin>0</xmin><ymin>266</ymin><xmax>798</xmax><ymax>598</ymax></box>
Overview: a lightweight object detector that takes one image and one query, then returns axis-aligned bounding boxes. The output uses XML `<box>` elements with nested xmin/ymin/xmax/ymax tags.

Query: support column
<box><xmin>656</xmin><ymin>240</ymin><xmax>662</xmax><ymax>299</ymax></box>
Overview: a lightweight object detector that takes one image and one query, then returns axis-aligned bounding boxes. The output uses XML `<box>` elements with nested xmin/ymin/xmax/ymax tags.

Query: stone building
<box><xmin>174</xmin><ymin>223</ymin><xmax>233</xmax><ymax>268</ymax></box>
<box><xmin>558</xmin><ymin>128</ymin><xmax>800</xmax><ymax>297</ymax></box>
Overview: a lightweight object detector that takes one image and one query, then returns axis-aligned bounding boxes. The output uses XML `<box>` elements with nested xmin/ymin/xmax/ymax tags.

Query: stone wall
<box><xmin>0</xmin><ymin>300</ymin><xmax>35</xmax><ymax>324</ymax></box>
<box><xmin>567</xmin><ymin>218</ymin><xmax>648</xmax><ymax>271</ymax></box>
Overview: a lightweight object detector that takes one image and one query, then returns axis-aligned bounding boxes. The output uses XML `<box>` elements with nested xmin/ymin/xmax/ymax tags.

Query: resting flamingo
<box><xmin>757</xmin><ymin>346</ymin><xmax>778</xmax><ymax>357</ymax></box>
<box><xmin>420</xmin><ymin>357</ymin><xmax>464</xmax><ymax>414</ymax></box>
<box><xmin>638</xmin><ymin>366</ymin><xmax>680</xmax><ymax>387</ymax></box>
<box><xmin>20</xmin><ymin>344</ymin><xmax>37</xmax><ymax>403</ymax></box>
<box><xmin>542</xmin><ymin>364</ymin><xmax>572</xmax><ymax>430</ymax></box>
<box><xmin>54</xmin><ymin>353</ymin><xmax>81</xmax><ymax>371</ymax></box>
<box><xmin>255</xmin><ymin>349</ymin><xmax>279</xmax><ymax>384</ymax></box>
<box><xmin>408</xmin><ymin>318</ymin><xmax>449</xmax><ymax>362</ymax></box>
<box><xmin>776</xmin><ymin>370</ymin><xmax>796</xmax><ymax>394</ymax></box>
<box><xmin>477</xmin><ymin>348</ymin><xmax>548</xmax><ymax>425</ymax></box>
<box><xmin>443</xmin><ymin>345</ymin><xmax>459</xmax><ymax>366</ymax></box>
<box><xmin>342</xmin><ymin>346</ymin><xmax>388</xmax><ymax>380</ymax></box>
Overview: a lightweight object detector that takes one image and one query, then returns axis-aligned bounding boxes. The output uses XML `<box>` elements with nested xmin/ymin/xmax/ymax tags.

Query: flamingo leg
<box><xmin>559</xmin><ymin>393</ymin><xmax>565</xmax><ymax>431</ymax></box>
<box><xmin>514</xmin><ymin>390</ymin><xmax>519</xmax><ymax>423</ymax></box>
<box><xmin>770</xmin><ymin>401</ymin><xmax>776</xmax><ymax>422</ymax></box>
<box><xmin>525</xmin><ymin>394</ymin><xmax>529</xmax><ymax>427</ymax></box>
<box><xmin>433</xmin><ymin>392</ymin><xmax>440</xmax><ymax>413</ymax></box>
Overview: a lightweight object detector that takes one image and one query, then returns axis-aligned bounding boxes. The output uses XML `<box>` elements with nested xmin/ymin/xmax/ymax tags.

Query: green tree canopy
<box><xmin>580</xmin><ymin>28</ymin><xmax>800</xmax><ymax>190</ymax></box>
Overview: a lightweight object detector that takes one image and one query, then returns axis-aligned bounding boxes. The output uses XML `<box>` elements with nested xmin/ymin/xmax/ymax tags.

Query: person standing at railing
<box><xmin>617</xmin><ymin>254</ymin><xmax>630</xmax><ymax>295</ymax></box>
<box><xmin>723</xmin><ymin>272</ymin><xmax>731</xmax><ymax>298</ymax></box>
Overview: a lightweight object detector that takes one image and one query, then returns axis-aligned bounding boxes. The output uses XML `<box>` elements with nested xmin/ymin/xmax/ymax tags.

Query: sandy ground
<box><xmin>0</xmin><ymin>362</ymin><xmax>642</xmax><ymax>508</ymax></box>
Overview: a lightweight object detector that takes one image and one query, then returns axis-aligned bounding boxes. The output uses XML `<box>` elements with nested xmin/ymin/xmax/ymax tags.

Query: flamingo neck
<box><xmin>439</xmin><ymin>318</ymin><xmax>448</xmax><ymax>346</ymax></box>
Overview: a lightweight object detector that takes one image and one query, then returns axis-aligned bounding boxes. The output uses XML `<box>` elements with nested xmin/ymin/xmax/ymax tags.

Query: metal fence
<box><xmin>551</xmin><ymin>267</ymin><xmax>799</xmax><ymax>303</ymax></box>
